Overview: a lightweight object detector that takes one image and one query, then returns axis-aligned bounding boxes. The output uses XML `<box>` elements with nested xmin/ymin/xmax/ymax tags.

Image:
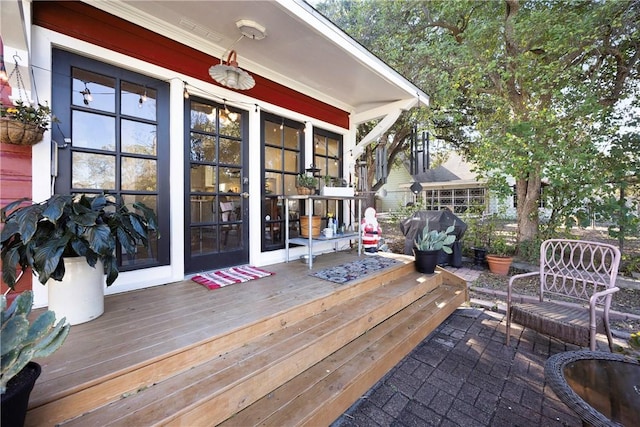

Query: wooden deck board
<box><xmin>61</xmin><ymin>266</ymin><xmax>439</xmax><ymax>426</ymax></box>
<box><xmin>23</xmin><ymin>251</ymin><xmax>466</xmax><ymax>427</ymax></box>
<box><xmin>30</xmin><ymin>253</ymin><xmax>366</xmax><ymax>405</ymax></box>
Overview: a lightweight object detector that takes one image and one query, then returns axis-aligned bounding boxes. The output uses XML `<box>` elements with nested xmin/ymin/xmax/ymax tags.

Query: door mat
<box><xmin>310</xmin><ymin>256</ymin><xmax>400</xmax><ymax>284</ymax></box>
<box><xmin>192</xmin><ymin>265</ymin><xmax>274</xmax><ymax>290</ymax></box>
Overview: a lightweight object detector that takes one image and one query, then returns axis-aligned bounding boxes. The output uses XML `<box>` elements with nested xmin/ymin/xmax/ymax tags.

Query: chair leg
<box><xmin>505</xmin><ymin>308</ymin><xmax>511</xmax><ymax>346</ymax></box>
<box><xmin>604</xmin><ymin>320</ymin><xmax>615</xmax><ymax>352</ymax></box>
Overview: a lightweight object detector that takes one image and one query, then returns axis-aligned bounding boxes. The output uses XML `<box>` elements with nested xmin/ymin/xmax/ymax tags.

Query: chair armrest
<box><xmin>589</xmin><ymin>286</ymin><xmax>620</xmax><ymax>310</ymax></box>
<box><xmin>507</xmin><ymin>271</ymin><xmax>539</xmax><ymax>301</ymax></box>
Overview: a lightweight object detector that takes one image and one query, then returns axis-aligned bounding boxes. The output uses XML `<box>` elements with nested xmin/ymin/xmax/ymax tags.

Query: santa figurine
<box><xmin>361</xmin><ymin>207</ymin><xmax>381</xmax><ymax>255</ymax></box>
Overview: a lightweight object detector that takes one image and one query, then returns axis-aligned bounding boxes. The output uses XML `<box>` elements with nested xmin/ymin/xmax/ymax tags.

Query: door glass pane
<box><xmin>220</xmin><ymin>168</ymin><xmax>241</xmax><ymax>193</ymax></box>
<box><xmin>191</xmin><ymin>196</ymin><xmax>215</xmax><ymax>223</ymax></box>
<box><xmin>190</xmin><ymin>103</ymin><xmax>217</xmax><ymax>132</ymax></box>
<box><xmin>72</xmin><ymin>68</ymin><xmax>115</xmax><ymax>112</ymax></box>
<box><xmin>265</xmin><ymin>146</ymin><xmax>282</xmax><ymax>170</ymax></box>
<box><xmin>72</xmin><ymin>111</ymin><xmax>115</xmax><ymax>150</ymax></box>
<box><xmin>122</xmin><ymin>157</ymin><xmax>157</xmax><ymax>191</ymax></box>
<box><xmin>121</xmin><ymin>194</ymin><xmax>158</xmax><ymax>265</ymax></box>
<box><xmin>72</xmin><ymin>152</ymin><xmax>115</xmax><ymax>189</ymax></box>
<box><xmin>122</xmin><ymin>120</ymin><xmax>157</xmax><ymax>155</ymax></box>
<box><xmin>219</xmin><ymin>138</ymin><xmax>241</xmax><ymax>165</ymax></box>
<box><xmin>265</xmin><ymin>121</ymin><xmax>279</xmax><ymax>144</ymax></box>
<box><xmin>121</xmin><ymin>81</ymin><xmax>157</xmax><ymax>120</ymax></box>
<box><xmin>190</xmin><ymin>165</ymin><xmax>216</xmax><ymax>192</ymax></box>
<box><xmin>283</xmin><ymin>126</ymin><xmax>299</xmax><ymax>149</ymax></box>
<box><xmin>190</xmin><ymin>226</ymin><xmax>218</xmax><ymax>255</ymax></box>
<box><xmin>190</xmin><ymin>133</ymin><xmax>216</xmax><ymax>163</ymax></box>
<box><xmin>284</xmin><ymin>174</ymin><xmax>297</xmax><ymax>195</ymax></box>
<box><xmin>284</xmin><ymin>150</ymin><xmax>298</xmax><ymax>172</ymax></box>
<box><xmin>221</xmin><ymin>224</ymin><xmax>242</xmax><ymax>251</ymax></box>
<box><xmin>220</xmin><ymin>117</ymin><xmax>241</xmax><ymax>137</ymax></box>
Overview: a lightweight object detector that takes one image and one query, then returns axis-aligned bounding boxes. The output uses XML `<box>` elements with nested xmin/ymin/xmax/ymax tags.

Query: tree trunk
<box><xmin>516</xmin><ymin>171</ymin><xmax>541</xmax><ymax>245</ymax></box>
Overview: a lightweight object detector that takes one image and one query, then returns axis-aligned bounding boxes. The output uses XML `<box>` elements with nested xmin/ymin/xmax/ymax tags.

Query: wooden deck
<box><xmin>24</xmin><ymin>251</ymin><xmax>468</xmax><ymax>426</ymax></box>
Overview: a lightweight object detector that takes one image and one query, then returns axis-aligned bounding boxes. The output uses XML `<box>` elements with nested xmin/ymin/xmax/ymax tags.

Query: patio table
<box><xmin>545</xmin><ymin>350</ymin><xmax>640</xmax><ymax>427</ymax></box>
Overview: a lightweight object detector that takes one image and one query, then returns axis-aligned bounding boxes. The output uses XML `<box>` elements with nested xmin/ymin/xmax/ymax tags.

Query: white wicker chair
<box><xmin>506</xmin><ymin>239</ymin><xmax>621</xmax><ymax>351</ymax></box>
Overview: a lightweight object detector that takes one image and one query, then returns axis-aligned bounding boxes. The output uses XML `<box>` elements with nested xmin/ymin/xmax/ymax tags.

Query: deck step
<box><xmin>27</xmin><ymin>259</ymin><xmax>416</xmax><ymax>426</ymax></box>
<box><xmin>223</xmin><ymin>283</ymin><xmax>467</xmax><ymax>426</ymax></box>
<box><xmin>60</xmin><ymin>268</ymin><xmax>445</xmax><ymax>426</ymax></box>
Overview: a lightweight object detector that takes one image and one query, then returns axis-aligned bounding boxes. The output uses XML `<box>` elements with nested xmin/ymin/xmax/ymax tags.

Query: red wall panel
<box><xmin>0</xmin><ymin>142</ymin><xmax>33</xmax><ymax>295</ymax></box>
<box><xmin>33</xmin><ymin>1</ymin><xmax>350</xmax><ymax>129</ymax></box>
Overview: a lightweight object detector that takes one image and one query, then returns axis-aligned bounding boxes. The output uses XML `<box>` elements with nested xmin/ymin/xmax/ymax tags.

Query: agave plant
<box><xmin>414</xmin><ymin>220</ymin><xmax>457</xmax><ymax>253</ymax></box>
<box><xmin>1</xmin><ymin>291</ymin><xmax>70</xmax><ymax>393</ymax></box>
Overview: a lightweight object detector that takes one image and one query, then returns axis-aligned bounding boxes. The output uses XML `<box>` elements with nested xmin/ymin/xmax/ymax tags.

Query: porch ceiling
<box><xmin>89</xmin><ymin>0</ymin><xmax>429</xmax><ymax>117</ymax></box>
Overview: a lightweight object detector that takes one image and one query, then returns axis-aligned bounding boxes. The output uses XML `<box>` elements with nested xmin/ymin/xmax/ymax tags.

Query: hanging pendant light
<box><xmin>209</xmin><ymin>50</ymin><xmax>255</xmax><ymax>90</ymax></box>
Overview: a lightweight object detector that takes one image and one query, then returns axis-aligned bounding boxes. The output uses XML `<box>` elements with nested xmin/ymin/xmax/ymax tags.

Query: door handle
<box><xmin>241</xmin><ymin>192</ymin><xmax>250</xmax><ymax>199</ymax></box>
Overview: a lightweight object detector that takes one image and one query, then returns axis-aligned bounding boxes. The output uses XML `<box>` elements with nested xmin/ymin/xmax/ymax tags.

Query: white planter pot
<box><xmin>320</xmin><ymin>187</ymin><xmax>355</xmax><ymax>197</ymax></box>
<box><xmin>47</xmin><ymin>257</ymin><xmax>105</xmax><ymax>325</ymax></box>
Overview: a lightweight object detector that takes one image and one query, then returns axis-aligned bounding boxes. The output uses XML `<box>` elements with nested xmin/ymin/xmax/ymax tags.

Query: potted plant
<box><xmin>0</xmin><ymin>100</ymin><xmax>55</xmax><ymax>146</ymax></box>
<box><xmin>486</xmin><ymin>236</ymin><xmax>514</xmax><ymax>275</ymax></box>
<box><xmin>413</xmin><ymin>220</ymin><xmax>456</xmax><ymax>274</ymax></box>
<box><xmin>0</xmin><ymin>193</ymin><xmax>158</xmax><ymax>324</ymax></box>
<box><xmin>1</xmin><ymin>290</ymin><xmax>70</xmax><ymax>427</ymax></box>
<box><xmin>296</xmin><ymin>173</ymin><xmax>317</xmax><ymax>195</ymax></box>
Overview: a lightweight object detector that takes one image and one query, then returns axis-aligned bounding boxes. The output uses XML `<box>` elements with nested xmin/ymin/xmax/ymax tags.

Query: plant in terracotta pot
<box><xmin>1</xmin><ymin>290</ymin><xmax>70</xmax><ymax>427</ymax></box>
<box><xmin>0</xmin><ymin>100</ymin><xmax>55</xmax><ymax>146</ymax></box>
<box><xmin>486</xmin><ymin>236</ymin><xmax>514</xmax><ymax>275</ymax></box>
<box><xmin>296</xmin><ymin>173</ymin><xmax>317</xmax><ymax>195</ymax></box>
<box><xmin>413</xmin><ymin>220</ymin><xmax>456</xmax><ymax>274</ymax></box>
<box><xmin>0</xmin><ymin>193</ymin><xmax>158</xmax><ymax>324</ymax></box>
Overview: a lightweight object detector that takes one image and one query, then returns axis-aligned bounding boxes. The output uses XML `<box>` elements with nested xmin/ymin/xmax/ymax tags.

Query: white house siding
<box><xmin>378</xmin><ymin>165</ymin><xmax>413</xmax><ymax>212</ymax></box>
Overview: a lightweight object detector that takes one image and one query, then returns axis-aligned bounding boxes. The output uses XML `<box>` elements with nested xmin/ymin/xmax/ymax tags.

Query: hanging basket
<box><xmin>0</xmin><ymin>118</ymin><xmax>45</xmax><ymax>146</ymax></box>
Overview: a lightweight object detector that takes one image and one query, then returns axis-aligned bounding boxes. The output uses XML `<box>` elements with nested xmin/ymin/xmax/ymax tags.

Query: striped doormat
<box><xmin>192</xmin><ymin>265</ymin><xmax>274</xmax><ymax>290</ymax></box>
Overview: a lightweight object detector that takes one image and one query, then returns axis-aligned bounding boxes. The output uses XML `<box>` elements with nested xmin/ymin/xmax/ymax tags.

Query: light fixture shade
<box><xmin>209</xmin><ymin>50</ymin><xmax>255</xmax><ymax>90</ymax></box>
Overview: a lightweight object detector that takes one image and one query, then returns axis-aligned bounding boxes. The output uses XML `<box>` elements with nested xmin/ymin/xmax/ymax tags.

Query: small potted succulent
<box><xmin>1</xmin><ymin>290</ymin><xmax>70</xmax><ymax>427</ymax></box>
<box><xmin>0</xmin><ymin>100</ymin><xmax>55</xmax><ymax>146</ymax></box>
<box><xmin>413</xmin><ymin>220</ymin><xmax>456</xmax><ymax>274</ymax></box>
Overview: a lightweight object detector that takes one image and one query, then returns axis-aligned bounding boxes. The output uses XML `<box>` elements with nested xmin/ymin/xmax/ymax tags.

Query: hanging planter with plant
<box><xmin>0</xmin><ymin>101</ymin><xmax>52</xmax><ymax>146</ymax></box>
<box><xmin>0</xmin><ymin>55</ymin><xmax>55</xmax><ymax>146</ymax></box>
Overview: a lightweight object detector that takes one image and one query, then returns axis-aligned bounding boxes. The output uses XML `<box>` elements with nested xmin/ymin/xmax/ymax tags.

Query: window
<box><xmin>52</xmin><ymin>49</ymin><xmax>170</xmax><ymax>271</ymax></box>
<box><xmin>313</xmin><ymin>129</ymin><xmax>343</xmax><ymax>219</ymax></box>
<box><xmin>262</xmin><ymin>113</ymin><xmax>304</xmax><ymax>251</ymax></box>
<box><xmin>423</xmin><ymin>187</ymin><xmax>486</xmax><ymax>213</ymax></box>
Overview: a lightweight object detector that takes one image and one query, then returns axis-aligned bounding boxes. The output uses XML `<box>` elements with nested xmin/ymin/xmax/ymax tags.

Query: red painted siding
<box><xmin>0</xmin><ymin>142</ymin><xmax>33</xmax><ymax>295</ymax></box>
<box><xmin>33</xmin><ymin>1</ymin><xmax>350</xmax><ymax>129</ymax></box>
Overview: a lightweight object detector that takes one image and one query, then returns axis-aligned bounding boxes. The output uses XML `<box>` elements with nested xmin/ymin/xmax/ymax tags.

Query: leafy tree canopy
<box><xmin>317</xmin><ymin>0</ymin><xmax>639</xmax><ymax>246</ymax></box>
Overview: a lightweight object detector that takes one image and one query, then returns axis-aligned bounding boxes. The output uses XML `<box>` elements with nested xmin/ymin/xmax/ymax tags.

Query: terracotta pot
<box><xmin>486</xmin><ymin>255</ymin><xmax>513</xmax><ymax>275</ymax></box>
<box><xmin>296</xmin><ymin>186</ymin><xmax>315</xmax><ymax>195</ymax></box>
<box><xmin>414</xmin><ymin>249</ymin><xmax>440</xmax><ymax>274</ymax></box>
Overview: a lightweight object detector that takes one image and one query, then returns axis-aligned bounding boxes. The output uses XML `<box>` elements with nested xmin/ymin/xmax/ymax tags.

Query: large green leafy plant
<box><xmin>1</xmin><ymin>290</ymin><xmax>70</xmax><ymax>393</ymax></box>
<box><xmin>1</xmin><ymin>194</ymin><xmax>158</xmax><ymax>288</ymax></box>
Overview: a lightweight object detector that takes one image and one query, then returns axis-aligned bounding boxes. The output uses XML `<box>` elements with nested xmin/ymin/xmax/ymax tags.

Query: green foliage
<box><xmin>1</xmin><ymin>194</ymin><xmax>158</xmax><ymax>288</ymax></box>
<box><xmin>1</xmin><ymin>290</ymin><xmax>70</xmax><ymax>394</ymax></box>
<box><xmin>414</xmin><ymin>220</ymin><xmax>456</xmax><ymax>253</ymax></box>
<box><xmin>1</xmin><ymin>100</ymin><xmax>56</xmax><ymax>132</ymax></box>
<box><xmin>296</xmin><ymin>174</ymin><xmax>317</xmax><ymax>189</ymax></box>
<box><xmin>389</xmin><ymin>199</ymin><xmax>426</xmax><ymax>223</ymax></box>
<box><xmin>318</xmin><ymin>0</ymin><xmax>640</xmax><ymax>248</ymax></box>
<box><xmin>489</xmin><ymin>236</ymin><xmax>514</xmax><ymax>257</ymax></box>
